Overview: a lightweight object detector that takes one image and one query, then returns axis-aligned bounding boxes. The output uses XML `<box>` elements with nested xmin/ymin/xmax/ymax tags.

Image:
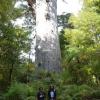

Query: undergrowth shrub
<box><xmin>1</xmin><ymin>70</ymin><xmax>100</xmax><ymax>100</ymax></box>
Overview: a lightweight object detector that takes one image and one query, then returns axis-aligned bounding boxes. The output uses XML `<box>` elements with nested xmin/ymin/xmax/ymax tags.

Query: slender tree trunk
<box><xmin>9</xmin><ymin>63</ymin><xmax>14</xmax><ymax>85</ymax></box>
<box><xmin>35</xmin><ymin>0</ymin><xmax>61</xmax><ymax>72</ymax></box>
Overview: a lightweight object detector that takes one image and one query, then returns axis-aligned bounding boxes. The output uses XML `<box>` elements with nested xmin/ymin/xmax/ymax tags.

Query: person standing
<box><xmin>37</xmin><ymin>87</ymin><xmax>46</xmax><ymax>100</ymax></box>
<box><xmin>48</xmin><ymin>85</ymin><xmax>56</xmax><ymax>100</ymax></box>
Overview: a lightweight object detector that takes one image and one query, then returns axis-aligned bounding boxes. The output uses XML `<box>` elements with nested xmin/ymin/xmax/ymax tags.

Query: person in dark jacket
<box><xmin>48</xmin><ymin>85</ymin><xmax>56</xmax><ymax>100</ymax></box>
<box><xmin>37</xmin><ymin>87</ymin><xmax>46</xmax><ymax>100</ymax></box>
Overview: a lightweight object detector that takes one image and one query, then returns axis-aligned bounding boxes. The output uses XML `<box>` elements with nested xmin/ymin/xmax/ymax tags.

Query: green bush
<box><xmin>2</xmin><ymin>71</ymin><xmax>100</xmax><ymax>100</ymax></box>
<box><xmin>5</xmin><ymin>82</ymin><xmax>30</xmax><ymax>100</ymax></box>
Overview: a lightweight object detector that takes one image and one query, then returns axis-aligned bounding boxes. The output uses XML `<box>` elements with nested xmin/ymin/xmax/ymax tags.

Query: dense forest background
<box><xmin>0</xmin><ymin>0</ymin><xmax>100</xmax><ymax>100</ymax></box>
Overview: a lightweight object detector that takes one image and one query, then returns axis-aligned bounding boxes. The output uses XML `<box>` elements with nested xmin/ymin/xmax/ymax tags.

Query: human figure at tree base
<box><xmin>37</xmin><ymin>87</ymin><xmax>46</xmax><ymax>100</ymax></box>
<box><xmin>48</xmin><ymin>85</ymin><xmax>56</xmax><ymax>100</ymax></box>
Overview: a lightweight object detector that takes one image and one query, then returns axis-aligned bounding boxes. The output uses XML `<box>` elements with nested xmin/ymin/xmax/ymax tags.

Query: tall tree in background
<box><xmin>35</xmin><ymin>0</ymin><xmax>61</xmax><ymax>72</ymax></box>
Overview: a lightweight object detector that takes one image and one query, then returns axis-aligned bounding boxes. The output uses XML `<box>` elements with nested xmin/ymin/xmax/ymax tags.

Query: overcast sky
<box><xmin>57</xmin><ymin>0</ymin><xmax>82</xmax><ymax>15</ymax></box>
<box><xmin>15</xmin><ymin>0</ymin><xmax>82</xmax><ymax>26</ymax></box>
<box><xmin>15</xmin><ymin>0</ymin><xmax>82</xmax><ymax>15</ymax></box>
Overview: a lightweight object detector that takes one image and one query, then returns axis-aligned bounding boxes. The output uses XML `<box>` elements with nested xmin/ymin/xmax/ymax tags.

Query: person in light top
<box><xmin>48</xmin><ymin>85</ymin><xmax>56</xmax><ymax>100</ymax></box>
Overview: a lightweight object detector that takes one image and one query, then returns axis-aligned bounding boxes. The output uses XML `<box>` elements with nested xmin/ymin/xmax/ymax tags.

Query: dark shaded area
<box><xmin>57</xmin><ymin>13</ymin><xmax>73</xmax><ymax>28</ymax></box>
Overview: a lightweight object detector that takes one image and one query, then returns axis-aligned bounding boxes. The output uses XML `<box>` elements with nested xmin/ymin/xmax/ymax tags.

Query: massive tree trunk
<box><xmin>35</xmin><ymin>0</ymin><xmax>61</xmax><ymax>72</ymax></box>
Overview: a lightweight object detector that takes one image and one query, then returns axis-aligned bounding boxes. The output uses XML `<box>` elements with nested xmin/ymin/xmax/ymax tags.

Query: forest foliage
<box><xmin>0</xmin><ymin>0</ymin><xmax>100</xmax><ymax>100</ymax></box>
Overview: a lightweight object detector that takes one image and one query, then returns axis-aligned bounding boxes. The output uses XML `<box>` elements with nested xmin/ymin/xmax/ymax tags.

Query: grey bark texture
<box><xmin>35</xmin><ymin>0</ymin><xmax>61</xmax><ymax>72</ymax></box>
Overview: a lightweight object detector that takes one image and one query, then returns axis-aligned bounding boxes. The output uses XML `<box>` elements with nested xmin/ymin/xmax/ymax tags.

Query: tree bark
<box><xmin>35</xmin><ymin>0</ymin><xmax>61</xmax><ymax>72</ymax></box>
<box><xmin>9</xmin><ymin>63</ymin><xmax>14</xmax><ymax>85</ymax></box>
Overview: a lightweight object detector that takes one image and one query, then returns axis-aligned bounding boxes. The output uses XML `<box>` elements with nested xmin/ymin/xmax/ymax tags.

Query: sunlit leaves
<box><xmin>60</xmin><ymin>0</ymin><xmax>100</xmax><ymax>85</ymax></box>
<box><xmin>0</xmin><ymin>0</ymin><xmax>16</xmax><ymax>22</ymax></box>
